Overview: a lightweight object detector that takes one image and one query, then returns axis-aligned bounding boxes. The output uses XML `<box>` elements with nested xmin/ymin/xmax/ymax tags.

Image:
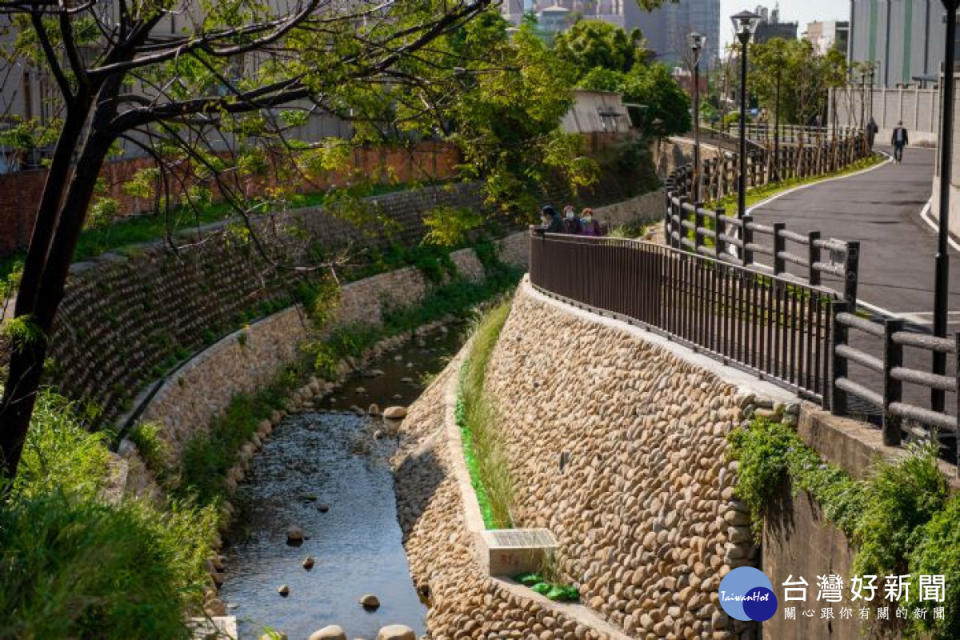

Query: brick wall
<box><xmin>0</xmin><ymin>142</ymin><xmax>460</xmax><ymax>256</ymax></box>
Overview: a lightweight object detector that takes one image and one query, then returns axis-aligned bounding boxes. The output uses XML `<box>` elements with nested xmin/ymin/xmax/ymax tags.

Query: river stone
<box><xmin>309</xmin><ymin>626</ymin><xmax>346</xmax><ymax>640</ymax></box>
<box><xmin>277</xmin><ymin>584</ymin><xmax>290</xmax><ymax>596</ymax></box>
<box><xmin>302</xmin><ymin>555</ymin><xmax>315</xmax><ymax>570</ymax></box>
<box><xmin>317</xmin><ymin>503</ymin><xmax>330</xmax><ymax>513</ymax></box>
<box><xmin>286</xmin><ymin>526</ymin><xmax>304</xmax><ymax>545</ymax></box>
<box><xmin>368</xmin><ymin>403</ymin><xmax>381</xmax><ymax>416</ymax></box>
<box><xmin>383</xmin><ymin>406</ymin><xmax>407</xmax><ymax>420</ymax></box>
<box><xmin>377</xmin><ymin>625</ymin><xmax>415</xmax><ymax>640</ymax></box>
<box><xmin>360</xmin><ymin>593</ymin><xmax>381</xmax><ymax>609</ymax></box>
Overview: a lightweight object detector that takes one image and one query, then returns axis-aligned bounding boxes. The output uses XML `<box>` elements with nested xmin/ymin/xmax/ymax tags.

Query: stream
<box><xmin>219</xmin><ymin>325</ymin><xmax>465</xmax><ymax>639</ymax></box>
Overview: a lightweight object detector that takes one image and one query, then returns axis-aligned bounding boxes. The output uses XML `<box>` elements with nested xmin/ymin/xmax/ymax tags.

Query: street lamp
<box><xmin>688</xmin><ymin>31</ymin><xmax>707</xmax><ymax>201</ymax></box>
<box><xmin>933</xmin><ymin>0</ymin><xmax>960</xmax><ymax>412</ymax></box>
<box><xmin>731</xmin><ymin>10</ymin><xmax>761</xmax><ymax>218</ymax></box>
<box><xmin>773</xmin><ymin>49</ymin><xmax>783</xmax><ymax>182</ymax></box>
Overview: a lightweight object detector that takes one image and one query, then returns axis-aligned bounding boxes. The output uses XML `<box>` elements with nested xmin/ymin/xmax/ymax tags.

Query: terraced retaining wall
<box><xmin>136</xmin><ymin>247</ymin><xmax>486</xmax><ymax>456</ymax></box>
<box><xmin>393</xmin><ymin>278</ymin><xmax>797</xmax><ymax>639</ymax></box>
<box><xmin>37</xmin><ymin>182</ymin><xmax>486</xmax><ymax>422</ymax></box>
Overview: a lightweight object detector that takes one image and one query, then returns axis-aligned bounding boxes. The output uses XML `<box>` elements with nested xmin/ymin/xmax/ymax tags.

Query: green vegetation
<box><xmin>0</xmin><ymin>388</ymin><xmax>217</xmax><ymax>639</ymax></box>
<box><xmin>457</xmin><ymin>299</ymin><xmax>514</xmax><ymax>529</ymax></box>
<box><xmin>728</xmin><ymin>417</ymin><xmax>957</xmax><ymax>638</ymax></box>
<box><xmin>309</xmin><ymin>242</ymin><xmax>523</xmax><ymax>380</ymax></box>
<box><xmin>513</xmin><ymin>571</ymin><xmax>580</xmax><ymax>603</ymax></box>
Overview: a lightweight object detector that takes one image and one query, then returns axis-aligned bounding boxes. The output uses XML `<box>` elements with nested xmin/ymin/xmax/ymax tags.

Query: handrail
<box><xmin>529</xmin><ymin>230</ymin><xmax>836</xmax><ymax>402</ymax></box>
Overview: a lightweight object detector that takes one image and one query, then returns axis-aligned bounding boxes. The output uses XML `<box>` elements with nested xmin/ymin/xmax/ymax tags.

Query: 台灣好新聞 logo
<box><xmin>718</xmin><ymin>567</ymin><xmax>779</xmax><ymax>622</ymax></box>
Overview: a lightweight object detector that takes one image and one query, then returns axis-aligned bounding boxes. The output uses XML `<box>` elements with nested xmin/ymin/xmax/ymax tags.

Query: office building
<box><xmin>848</xmin><ymin>0</ymin><xmax>957</xmax><ymax>88</ymax></box>
<box><xmin>804</xmin><ymin>20</ymin><xmax>850</xmax><ymax>55</ymax></box>
<box><xmin>525</xmin><ymin>0</ymin><xmax>721</xmax><ymax>66</ymax></box>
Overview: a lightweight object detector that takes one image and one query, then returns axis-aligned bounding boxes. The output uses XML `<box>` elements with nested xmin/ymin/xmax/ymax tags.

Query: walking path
<box><xmin>749</xmin><ymin>145</ymin><xmax>960</xmax><ymax>326</ymax></box>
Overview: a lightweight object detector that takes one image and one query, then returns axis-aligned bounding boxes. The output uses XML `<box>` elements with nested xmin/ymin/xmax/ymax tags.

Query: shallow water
<box><xmin>220</xmin><ymin>326</ymin><xmax>465</xmax><ymax>639</ymax></box>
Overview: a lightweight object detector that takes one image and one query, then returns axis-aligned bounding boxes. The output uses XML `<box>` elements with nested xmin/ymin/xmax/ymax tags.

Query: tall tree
<box><xmin>553</xmin><ymin>19</ymin><xmax>644</xmax><ymax>77</ymax></box>
<box><xmin>0</xmin><ymin>0</ymin><xmax>495</xmax><ymax>481</ymax></box>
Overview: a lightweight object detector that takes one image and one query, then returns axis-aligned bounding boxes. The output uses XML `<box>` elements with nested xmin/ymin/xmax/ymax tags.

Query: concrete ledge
<box><xmin>798</xmin><ymin>403</ymin><xmax>960</xmax><ymax>489</ymax></box>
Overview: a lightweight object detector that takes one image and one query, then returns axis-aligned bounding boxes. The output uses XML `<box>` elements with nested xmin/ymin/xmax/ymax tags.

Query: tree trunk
<box><xmin>0</xmin><ymin>129</ymin><xmax>114</xmax><ymax>481</ymax></box>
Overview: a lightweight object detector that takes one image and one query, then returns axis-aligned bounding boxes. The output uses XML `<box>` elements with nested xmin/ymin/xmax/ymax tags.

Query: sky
<box><xmin>718</xmin><ymin>0</ymin><xmax>850</xmax><ymax>49</ymax></box>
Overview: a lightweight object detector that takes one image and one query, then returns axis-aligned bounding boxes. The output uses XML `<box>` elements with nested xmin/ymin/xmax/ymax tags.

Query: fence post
<box><xmin>808</xmin><ymin>231</ymin><xmax>821</xmax><ymax>286</ymax></box>
<box><xmin>679</xmin><ymin>197</ymin><xmax>689</xmax><ymax>247</ymax></box>
<box><xmin>882</xmin><ymin>319</ymin><xmax>904</xmax><ymax>446</ymax></box>
<box><xmin>664</xmin><ymin>186</ymin><xmax>672</xmax><ymax>245</ymax></box>
<box><xmin>844</xmin><ymin>241</ymin><xmax>860</xmax><ymax>307</ymax></box>
<box><xmin>694</xmin><ymin>204</ymin><xmax>705</xmax><ymax>254</ymax></box>
<box><xmin>716</xmin><ymin>207</ymin><xmax>726</xmax><ymax>259</ymax></box>
<box><xmin>773</xmin><ymin>223</ymin><xmax>786</xmax><ymax>275</ymax></box>
<box><xmin>955</xmin><ymin>333</ymin><xmax>960</xmax><ymax>478</ymax></box>
<box><xmin>742</xmin><ymin>215</ymin><xmax>754</xmax><ymax>267</ymax></box>
<box><xmin>831</xmin><ymin>300</ymin><xmax>849</xmax><ymax>416</ymax></box>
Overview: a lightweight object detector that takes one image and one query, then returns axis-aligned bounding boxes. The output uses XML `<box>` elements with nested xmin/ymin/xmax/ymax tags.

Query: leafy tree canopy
<box><xmin>554</xmin><ymin>20</ymin><xmax>644</xmax><ymax>76</ymax></box>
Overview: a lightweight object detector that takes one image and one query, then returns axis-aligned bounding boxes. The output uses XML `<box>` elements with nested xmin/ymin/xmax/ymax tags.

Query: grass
<box><xmin>174</xmin><ymin>366</ymin><xmax>302</xmax><ymax>506</ymax></box>
<box><xmin>0</xmin><ymin>387</ymin><xmax>217</xmax><ymax>639</ymax></box>
<box><xmin>457</xmin><ymin>299</ymin><xmax>514</xmax><ymax>529</ymax></box>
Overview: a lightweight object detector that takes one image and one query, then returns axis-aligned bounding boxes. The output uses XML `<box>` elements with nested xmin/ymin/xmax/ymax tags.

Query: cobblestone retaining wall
<box><xmin>393</xmin><ymin>280</ymin><xmax>792</xmax><ymax>639</ymax></box>
<box><xmin>483</xmin><ymin>284</ymin><xmax>761</xmax><ymax>638</ymax></box>
<box><xmin>394</xmin><ymin>365</ymin><xmax>605</xmax><ymax>639</ymax></box>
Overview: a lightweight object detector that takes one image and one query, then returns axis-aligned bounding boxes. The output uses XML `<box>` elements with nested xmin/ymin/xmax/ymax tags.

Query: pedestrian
<box><xmin>562</xmin><ymin>204</ymin><xmax>582</xmax><ymax>234</ymax></box>
<box><xmin>579</xmin><ymin>208</ymin><xmax>604</xmax><ymax>236</ymax></box>
<box><xmin>891</xmin><ymin>121</ymin><xmax>909</xmax><ymax>164</ymax></box>
<box><xmin>540</xmin><ymin>205</ymin><xmax>563</xmax><ymax>233</ymax></box>
<box><xmin>867</xmin><ymin>117</ymin><xmax>878</xmax><ymax>149</ymax></box>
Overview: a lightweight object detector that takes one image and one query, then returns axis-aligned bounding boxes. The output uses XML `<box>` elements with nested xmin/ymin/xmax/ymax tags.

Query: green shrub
<box><xmin>0</xmin><ymin>386</ymin><xmax>217</xmax><ymax>639</ymax></box>
<box><xmin>0</xmin><ymin>492</ymin><xmax>196</xmax><ymax>640</ymax></box>
<box><xmin>728</xmin><ymin>418</ymin><xmax>956</xmax><ymax>637</ymax></box>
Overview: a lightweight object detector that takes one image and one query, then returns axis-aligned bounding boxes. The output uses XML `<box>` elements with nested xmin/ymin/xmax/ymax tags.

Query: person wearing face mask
<box><xmin>562</xmin><ymin>204</ymin><xmax>582</xmax><ymax>234</ymax></box>
<box><xmin>579</xmin><ymin>207</ymin><xmax>603</xmax><ymax>236</ymax></box>
<box><xmin>540</xmin><ymin>205</ymin><xmax>563</xmax><ymax>233</ymax></box>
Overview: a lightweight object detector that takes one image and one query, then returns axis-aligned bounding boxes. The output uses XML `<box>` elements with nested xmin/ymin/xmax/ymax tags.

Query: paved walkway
<box><xmin>749</xmin><ymin>145</ymin><xmax>960</xmax><ymax>326</ymax></box>
<box><xmin>748</xmin><ymin>145</ymin><xmax>960</xmax><ymax>421</ymax></box>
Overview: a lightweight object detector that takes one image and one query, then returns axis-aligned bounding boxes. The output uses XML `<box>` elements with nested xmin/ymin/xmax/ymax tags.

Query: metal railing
<box><xmin>529</xmin><ymin>231</ymin><xmax>837</xmax><ymax>402</ymax></box>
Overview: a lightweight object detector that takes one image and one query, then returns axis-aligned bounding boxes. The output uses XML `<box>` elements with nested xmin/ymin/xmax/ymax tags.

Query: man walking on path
<box><xmin>891</xmin><ymin>121</ymin><xmax>909</xmax><ymax>163</ymax></box>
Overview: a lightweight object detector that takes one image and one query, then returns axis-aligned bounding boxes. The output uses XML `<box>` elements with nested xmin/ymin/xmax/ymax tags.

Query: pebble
<box><xmin>277</xmin><ymin>584</ymin><xmax>290</xmax><ymax>596</ymax></box>
<box><xmin>302</xmin><ymin>555</ymin><xmax>315</xmax><ymax>570</ymax></box>
<box><xmin>360</xmin><ymin>593</ymin><xmax>381</xmax><ymax>610</ymax></box>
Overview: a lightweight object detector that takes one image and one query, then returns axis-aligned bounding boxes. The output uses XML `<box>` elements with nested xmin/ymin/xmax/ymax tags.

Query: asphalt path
<box><xmin>748</xmin><ymin>145</ymin><xmax>960</xmax><ymax>326</ymax></box>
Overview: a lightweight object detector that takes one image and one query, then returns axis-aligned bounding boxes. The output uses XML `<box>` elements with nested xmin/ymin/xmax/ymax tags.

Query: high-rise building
<box><xmin>803</xmin><ymin>20</ymin><xmax>850</xmax><ymax>55</ymax></box>
<box><xmin>753</xmin><ymin>4</ymin><xmax>798</xmax><ymax>44</ymax></box>
<box><xmin>849</xmin><ymin>0</ymin><xmax>957</xmax><ymax>88</ymax></box>
<box><xmin>521</xmin><ymin>0</ymin><xmax>721</xmax><ymax>66</ymax></box>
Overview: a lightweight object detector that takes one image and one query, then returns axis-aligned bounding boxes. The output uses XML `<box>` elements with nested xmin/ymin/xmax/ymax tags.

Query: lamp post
<box><xmin>933</xmin><ymin>0</ymin><xmax>960</xmax><ymax>412</ymax></box>
<box><xmin>731</xmin><ymin>10</ymin><xmax>761</xmax><ymax>218</ymax></box>
<box><xmin>773</xmin><ymin>53</ymin><xmax>783</xmax><ymax>181</ymax></box>
<box><xmin>688</xmin><ymin>32</ymin><xmax>706</xmax><ymax>201</ymax></box>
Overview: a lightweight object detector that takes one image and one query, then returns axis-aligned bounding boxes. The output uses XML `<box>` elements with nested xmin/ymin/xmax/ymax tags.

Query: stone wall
<box><xmin>137</xmin><ymin>247</ymin><xmax>484</xmax><ymax>455</ymax></box>
<box><xmin>394</xmin><ymin>359</ymin><xmax>613</xmax><ymax>639</ymax></box>
<box><xmin>36</xmin><ymin>182</ymin><xmax>485</xmax><ymax>423</ymax></box>
<box><xmin>394</xmin><ymin>279</ymin><xmax>798</xmax><ymax>639</ymax></box>
<box><xmin>482</xmin><ymin>282</ymin><xmax>769</xmax><ymax>638</ymax></box>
